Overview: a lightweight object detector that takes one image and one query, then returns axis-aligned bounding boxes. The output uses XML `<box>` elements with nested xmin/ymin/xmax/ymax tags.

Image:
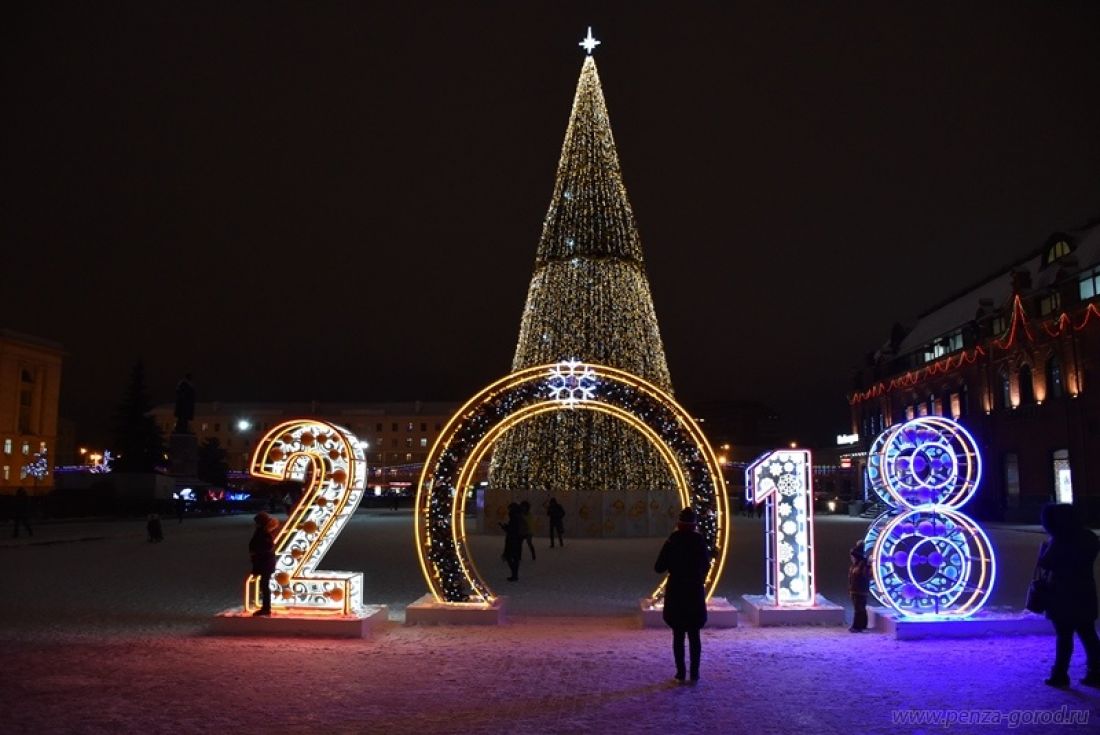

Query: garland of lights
<box><xmin>489</xmin><ymin>54</ymin><xmax>675</xmax><ymax>502</ymax></box>
<box><xmin>245</xmin><ymin>420</ymin><xmax>367</xmax><ymax>616</ymax></box>
<box><xmin>861</xmin><ymin>417</ymin><xmax>995</xmax><ymax>619</ymax></box>
<box><xmin>416</xmin><ymin>362</ymin><xmax>730</xmax><ymax>604</ymax></box>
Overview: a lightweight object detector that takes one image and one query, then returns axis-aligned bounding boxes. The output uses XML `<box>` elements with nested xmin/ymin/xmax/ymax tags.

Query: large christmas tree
<box><xmin>488</xmin><ymin>37</ymin><xmax>677</xmax><ymax>537</ymax></box>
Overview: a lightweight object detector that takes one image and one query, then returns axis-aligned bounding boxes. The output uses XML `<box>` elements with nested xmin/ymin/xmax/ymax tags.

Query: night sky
<box><xmin>5</xmin><ymin>2</ymin><xmax>1100</xmax><ymax>445</ymax></box>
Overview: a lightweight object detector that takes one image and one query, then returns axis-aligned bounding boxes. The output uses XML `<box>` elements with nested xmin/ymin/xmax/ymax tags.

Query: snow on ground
<box><xmin>1</xmin><ymin>511</ymin><xmax>1097</xmax><ymax>733</ymax></box>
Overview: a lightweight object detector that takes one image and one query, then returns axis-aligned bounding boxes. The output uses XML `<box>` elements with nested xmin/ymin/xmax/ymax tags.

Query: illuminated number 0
<box><xmin>246</xmin><ymin>420</ymin><xmax>367</xmax><ymax>616</ymax></box>
<box><xmin>746</xmin><ymin>449</ymin><xmax>816</xmax><ymax>605</ymax></box>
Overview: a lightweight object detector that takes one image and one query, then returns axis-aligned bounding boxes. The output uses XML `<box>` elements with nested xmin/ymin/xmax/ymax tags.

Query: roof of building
<box><xmin>893</xmin><ymin>218</ymin><xmax>1100</xmax><ymax>355</ymax></box>
<box><xmin>0</xmin><ymin>328</ymin><xmax>65</xmax><ymax>354</ymax></box>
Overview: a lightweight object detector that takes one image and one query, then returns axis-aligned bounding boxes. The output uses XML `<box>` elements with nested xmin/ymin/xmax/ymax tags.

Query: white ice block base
<box><xmin>740</xmin><ymin>594</ymin><xmax>846</xmax><ymax>627</ymax></box>
<box><xmin>211</xmin><ymin>605</ymin><xmax>388</xmax><ymax>638</ymax></box>
<box><xmin>404</xmin><ymin>594</ymin><xmax>507</xmax><ymax>625</ymax></box>
<box><xmin>870</xmin><ymin>607</ymin><xmax>1054</xmax><ymax>640</ymax></box>
<box><xmin>639</xmin><ymin>597</ymin><xmax>739</xmax><ymax>629</ymax></box>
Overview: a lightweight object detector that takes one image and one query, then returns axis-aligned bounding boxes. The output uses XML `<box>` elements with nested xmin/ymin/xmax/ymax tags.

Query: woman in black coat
<box><xmin>1035</xmin><ymin>503</ymin><xmax>1100</xmax><ymax>688</ymax></box>
<box><xmin>249</xmin><ymin>512</ymin><xmax>278</xmax><ymax>616</ymax></box>
<box><xmin>500</xmin><ymin>503</ymin><xmax>524</xmax><ymax>582</ymax></box>
<box><xmin>655</xmin><ymin>507</ymin><xmax>711</xmax><ymax>682</ymax></box>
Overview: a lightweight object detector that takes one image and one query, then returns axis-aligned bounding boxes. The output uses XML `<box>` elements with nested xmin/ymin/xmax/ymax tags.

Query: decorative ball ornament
<box><xmin>862</xmin><ymin>417</ymin><xmax>995</xmax><ymax>619</ymax></box>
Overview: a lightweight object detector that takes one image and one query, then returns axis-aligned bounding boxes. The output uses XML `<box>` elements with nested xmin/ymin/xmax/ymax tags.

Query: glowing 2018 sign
<box><xmin>746</xmin><ymin>450</ymin><xmax>815</xmax><ymax>605</ymax></box>
<box><xmin>862</xmin><ymin>417</ymin><xmax>995</xmax><ymax>619</ymax></box>
<box><xmin>245</xmin><ymin>420</ymin><xmax>367</xmax><ymax>616</ymax></box>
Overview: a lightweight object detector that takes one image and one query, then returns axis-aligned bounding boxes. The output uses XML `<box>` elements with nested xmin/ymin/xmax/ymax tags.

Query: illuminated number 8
<box><xmin>863</xmin><ymin>417</ymin><xmax>996</xmax><ymax>618</ymax></box>
<box><xmin>246</xmin><ymin>420</ymin><xmax>367</xmax><ymax>615</ymax></box>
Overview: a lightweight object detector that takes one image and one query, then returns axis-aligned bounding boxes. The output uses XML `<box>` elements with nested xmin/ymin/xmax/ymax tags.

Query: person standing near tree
<box><xmin>500</xmin><ymin>503</ymin><xmax>524</xmax><ymax>581</ymax></box>
<box><xmin>249</xmin><ymin>512</ymin><xmax>279</xmax><ymax>616</ymax></box>
<box><xmin>1034</xmin><ymin>503</ymin><xmax>1100</xmax><ymax>688</ymax></box>
<box><xmin>547</xmin><ymin>497</ymin><xmax>565</xmax><ymax>548</ymax></box>
<box><xmin>520</xmin><ymin>500</ymin><xmax>536</xmax><ymax>560</ymax></box>
<box><xmin>654</xmin><ymin>507</ymin><xmax>710</xmax><ymax>683</ymax></box>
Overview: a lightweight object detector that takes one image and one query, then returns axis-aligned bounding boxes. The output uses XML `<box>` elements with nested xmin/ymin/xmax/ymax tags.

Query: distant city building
<box><xmin>150</xmin><ymin>401</ymin><xmax>459</xmax><ymax>482</ymax></box>
<box><xmin>0</xmin><ymin>329</ymin><xmax>63</xmax><ymax>494</ymax></box>
<box><xmin>849</xmin><ymin>217</ymin><xmax>1100</xmax><ymax>523</ymax></box>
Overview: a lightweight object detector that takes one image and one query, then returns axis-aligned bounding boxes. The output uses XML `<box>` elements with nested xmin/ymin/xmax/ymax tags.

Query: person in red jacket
<box><xmin>655</xmin><ymin>507</ymin><xmax>711</xmax><ymax>683</ymax></box>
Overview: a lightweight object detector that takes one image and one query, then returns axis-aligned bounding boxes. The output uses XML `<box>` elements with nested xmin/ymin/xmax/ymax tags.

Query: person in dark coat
<box><xmin>848</xmin><ymin>541</ymin><xmax>872</xmax><ymax>632</ymax></box>
<box><xmin>520</xmin><ymin>500</ymin><xmax>536</xmax><ymax>560</ymax></box>
<box><xmin>500</xmin><ymin>503</ymin><xmax>524</xmax><ymax>581</ymax></box>
<box><xmin>1035</xmin><ymin>503</ymin><xmax>1100</xmax><ymax>688</ymax></box>
<box><xmin>12</xmin><ymin>487</ymin><xmax>32</xmax><ymax>538</ymax></box>
<box><xmin>654</xmin><ymin>507</ymin><xmax>711</xmax><ymax>682</ymax></box>
<box><xmin>146</xmin><ymin>513</ymin><xmax>164</xmax><ymax>543</ymax></box>
<box><xmin>249</xmin><ymin>512</ymin><xmax>279</xmax><ymax>616</ymax></box>
<box><xmin>547</xmin><ymin>497</ymin><xmax>565</xmax><ymax>548</ymax></box>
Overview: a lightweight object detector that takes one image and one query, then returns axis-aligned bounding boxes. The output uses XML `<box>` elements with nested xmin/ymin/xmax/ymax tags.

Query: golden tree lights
<box><xmin>489</xmin><ymin>52</ymin><xmax>676</xmax><ymax>502</ymax></box>
<box><xmin>246</xmin><ymin>420</ymin><xmax>367</xmax><ymax>616</ymax></box>
<box><xmin>416</xmin><ymin>362</ymin><xmax>730</xmax><ymax>605</ymax></box>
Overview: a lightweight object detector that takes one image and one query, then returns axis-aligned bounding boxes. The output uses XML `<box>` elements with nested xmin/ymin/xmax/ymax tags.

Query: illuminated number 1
<box><xmin>746</xmin><ymin>449</ymin><xmax>816</xmax><ymax>605</ymax></box>
<box><xmin>246</xmin><ymin>420</ymin><xmax>367</xmax><ymax>616</ymax></box>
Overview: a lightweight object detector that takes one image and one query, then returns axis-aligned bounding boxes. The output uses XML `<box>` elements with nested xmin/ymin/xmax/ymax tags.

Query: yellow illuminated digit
<box><xmin>245</xmin><ymin>419</ymin><xmax>367</xmax><ymax>616</ymax></box>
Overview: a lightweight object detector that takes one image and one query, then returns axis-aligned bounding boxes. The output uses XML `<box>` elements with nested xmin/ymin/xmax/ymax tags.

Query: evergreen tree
<box><xmin>111</xmin><ymin>361</ymin><xmax>166</xmax><ymax>473</ymax></box>
<box><xmin>196</xmin><ymin>438</ymin><xmax>229</xmax><ymax>488</ymax></box>
<box><xmin>489</xmin><ymin>50</ymin><xmax>676</xmax><ymax>521</ymax></box>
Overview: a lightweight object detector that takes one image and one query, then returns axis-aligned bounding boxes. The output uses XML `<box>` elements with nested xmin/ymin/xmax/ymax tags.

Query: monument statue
<box><xmin>174</xmin><ymin>373</ymin><xmax>196</xmax><ymax>434</ymax></box>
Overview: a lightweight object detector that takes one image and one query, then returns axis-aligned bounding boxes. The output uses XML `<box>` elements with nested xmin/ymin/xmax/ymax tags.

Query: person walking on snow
<box><xmin>654</xmin><ymin>507</ymin><xmax>710</xmax><ymax>683</ymax></box>
<box><xmin>547</xmin><ymin>497</ymin><xmax>565</xmax><ymax>548</ymax></box>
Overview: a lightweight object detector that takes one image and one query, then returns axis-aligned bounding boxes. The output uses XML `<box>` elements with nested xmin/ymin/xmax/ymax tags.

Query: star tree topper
<box><xmin>579</xmin><ymin>27</ymin><xmax>601</xmax><ymax>55</ymax></box>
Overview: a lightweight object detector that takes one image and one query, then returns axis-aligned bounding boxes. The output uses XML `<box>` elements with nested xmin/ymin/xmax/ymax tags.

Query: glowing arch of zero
<box><xmin>415</xmin><ymin>361</ymin><xmax>731</xmax><ymax>604</ymax></box>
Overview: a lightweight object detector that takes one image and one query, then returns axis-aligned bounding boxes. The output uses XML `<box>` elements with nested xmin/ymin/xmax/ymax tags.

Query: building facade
<box><xmin>849</xmin><ymin>218</ymin><xmax>1100</xmax><ymax>524</ymax></box>
<box><xmin>0</xmin><ymin>329</ymin><xmax>63</xmax><ymax>494</ymax></box>
<box><xmin>150</xmin><ymin>400</ymin><xmax>459</xmax><ymax>481</ymax></box>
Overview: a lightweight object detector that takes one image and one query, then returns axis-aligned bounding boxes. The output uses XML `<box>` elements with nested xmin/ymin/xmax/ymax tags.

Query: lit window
<box><xmin>407</xmin><ymin>422</ymin><xmax>414</xmax><ymax>432</ymax></box>
<box><xmin>405</xmin><ymin>453</ymin><xmax>413</xmax><ymax>461</ymax></box>
<box><xmin>1079</xmin><ymin>267</ymin><xmax>1100</xmax><ymax>301</ymax></box>
<box><xmin>949</xmin><ymin>393</ymin><xmax>961</xmax><ymax>419</ymax></box>
<box><xmin>992</xmin><ymin>314</ymin><xmax>1009</xmax><ymax>337</ymax></box>
<box><xmin>1039</xmin><ymin>292</ymin><xmax>1061</xmax><ymax>316</ymax></box>
<box><xmin>420</xmin><ymin>438</ymin><xmax>428</xmax><ymax>447</ymax></box>
<box><xmin>201</xmin><ymin>422</ymin><xmax>208</xmax><ymax>432</ymax></box>
<box><xmin>2</xmin><ymin>466</ymin><xmax>8</xmax><ymax>481</ymax></box>
<box><xmin>21</xmin><ymin>442</ymin><xmax>29</xmax><ymax>455</ymax></box>
<box><xmin>3</xmin><ymin>439</ymin><xmax>10</xmax><ymax>455</ymax></box>
<box><xmin>1046</xmin><ymin>240</ymin><xmax>1071</xmax><ymax>265</ymax></box>
<box><xmin>932</xmin><ymin>398</ymin><xmax>943</xmax><ymax>417</ymax></box>
<box><xmin>905</xmin><ymin>405</ymin><xmax>915</xmax><ymax>420</ymax></box>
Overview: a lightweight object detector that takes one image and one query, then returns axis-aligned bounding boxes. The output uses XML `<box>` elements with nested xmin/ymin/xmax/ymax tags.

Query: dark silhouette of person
<box><xmin>500</xmin><ymin>503</ymin><xmax>524</xmax><ymax>581</ymax></box>
<box><xmin>547</xmin><ymin>497</ymin><xmax>565</xmax><ymax>548</ymax></box>
<box><xmin>12</xmin><ymin>487</ymin><xmax>32</xmax><ymax>538</ymax></box>
<box><xmin>520</xmin><ymin>500</ymin><xmax>536</xmax><ymax>560</ymax></box>
<box><xmin>249</xmin><ymin>512</ymin><xmax>279</xmax><ymax>616</ymax></box>
<box><xmin>146</xmin><ymin>513</ymin><xmax>164</xmax><ymax>542</ymax></box>
<box><xmin>848</xmin><ymin>540</ymin><xmax>871</xmax><ymax>632</ymax></box>
<box><xmin>175</xmin><ymin>495</ymin><xmax>186</xmax><ymax>524</ymax></box>
<box><xmin>1035</xmin><ymin>503</ymin><xmax>1100</xmax><ymax>688</ymax></box>
<box><xmin>655</xmin><ymin>507</ymin><xmax>710</xmax><ymax>682</ymax></box>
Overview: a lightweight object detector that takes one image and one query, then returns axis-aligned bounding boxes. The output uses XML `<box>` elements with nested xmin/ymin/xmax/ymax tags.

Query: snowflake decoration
<box><xmin>768</xmin><ymin>462</ymin><xmax>784</xmax><ymax>477</ymax></box>
<box><xmin>547</xmin><ymin>360</ymin><xmax>598</xmax><ymax>406</ymax></box>
<box><xmin>781</xmin><ymin>520</ymin><xmax>797</xmax><ymax>536</ymax></box>
<box><xmin>778</xmin><ymin>474</ymin><xmax>800</xmax><ymax>496</ymax></box>
<box><xmin>784</xmin><ymin>562</ymin><xmax>799</xmax><ymax>576</ymax></box>
<box><xmin>778</xmin><ymin>541</ymin><xmax>794</xmax><ymax>564</ymax></box>
<box><xmin>777</xmin><ymin>503</ymin><xmax>792</xmax><ymax>518</ymax></box>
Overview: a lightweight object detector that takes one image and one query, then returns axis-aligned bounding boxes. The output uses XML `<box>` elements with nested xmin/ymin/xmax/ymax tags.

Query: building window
<box><xmin>392</xmin><ymin>423</ymin><xmax>398</xmax><ymax>432</ymax></box>
<box><xmin>905</xmin><ymin>405</ymin><xmax>915</xmax><ymax>421</ymax></box>
<box><xmin>998</xmin><ymin>371</ymin><xmax>1012</xmax><ymax>409</ymax></box>
<box><xmin>932</xmin><ymin>397</ymin><xmax>943</xmax><ymax>417</ymax></box>
<box><xmin>1004</xmin><ymin>453</ymin><xmax>1020</xmax><ymax>510</ymax></box>
<box><xmin>1079</xmin><ymin>266</ymin><xmax>1100</xmax><ymax>301</ymax></box>
<box><xmin>1046</xmin><ymin>355</ymin><xmax>1064</xmax><ymax>399</ymax></box>
<box><xmin>407</xmin><ymin>422</ymin><xmax>414</xmax><ymax>432</ymax></box>
<box><xmin>376</xmin><ymin>423</ymin><xmax>383</xmax><ymax>432</ymax></box>
<box><xmin>992</xmin><ymin>314</ymin><xmax>1009</xmax><ymax>337</ymax></box>
<box><xmin>2</xmin><ymin>439</ymin><xmax>10</xmax><ymax>455</ymax></box>
<box><xmin>201</xmin><ymin>422</ymin><xmax>208</xmax><ymax>432</ymax></box>
<box><xmin>1039</xmin><ymin>292</ymin><xmax>1061</xmax><ymax>316</ymax></box>
<box><xmin>1018</xmin><ymin>364</ymin><xmax>1034</xmax><ymax>404</ymax></box>
<box><xmin>1045</xmin><ymin>239</ymin><xmax>1072</xmax><ymax>265</ymax></box>
<box><xmin>21</xmin><ymin>442</ymin><xmax>30</xmax><ymax>455</ymax></box>
<box><xmin>1052</xmin><ymin>449</ymin><xmax>1073</xmax><ymax>504</ymax></box>
<box><xmin>420</xmin><ymin>422</ymin><xmax>427</xmax><ymax>432</ymax></box>
<box><xmin>949</xmin><ymin>393</ymin><xmax>961</xmax><ymax>419</ymax></box>
<box><xmin>419</xmin><ymin>438</ymin><xmax>428</xmax><ymax>447</ymax></box>
<box><xmin>2</xmin><ymin>466</ymin><xmax>8</xmax><ymax>481</ymax></box>
<box><xmin>405</xmin><ymin>437</ymin><xmax>413</xmax><ymax>448</ymax></box>
<box><xmin>920</xmin><ymin>330</ymin><xmax>963</xmax><ymax>364</ymax></box>
<box><xmin>405</xmin><ymin>452</ymin><xmax>413</xmax><ymax>461</ymax></box>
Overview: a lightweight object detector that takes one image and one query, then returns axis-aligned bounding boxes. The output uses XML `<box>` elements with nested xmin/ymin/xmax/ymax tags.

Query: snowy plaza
<box><xmin>2</xmin><ymin>510</ymin><xmax>1097</xmax><ymax>734</ymax></box>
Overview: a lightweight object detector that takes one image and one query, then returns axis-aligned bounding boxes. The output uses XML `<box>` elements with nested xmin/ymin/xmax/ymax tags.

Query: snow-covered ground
<box><xmin>2</xmin><ymin>511</ymin><xmax>1097</xmax><ymax>733</ymax></box>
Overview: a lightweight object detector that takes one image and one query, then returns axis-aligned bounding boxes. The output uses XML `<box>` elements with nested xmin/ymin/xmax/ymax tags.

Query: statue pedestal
<box><xmin>404</xmin><ymin>595</ymin><xmax>507</xmax><ymax>625</ymax></box>
<box><xmin>740</xmin><ymin>594</ymin><xmax>846</xmax><ymax>627</ymax></box>
<box><xmin>169</xmin><ymin>432</ymin><xmax>199</xmax><ymax>478</ymax></box>
<box><xmin>639</xmin><ymin>597</ymin><xmax>739</xmax><ymax>628</ymax></box>
<box><xmin>870</xmin><ymin>607</ymin><xmax>1052</xmax><ymax>640</ymax></box>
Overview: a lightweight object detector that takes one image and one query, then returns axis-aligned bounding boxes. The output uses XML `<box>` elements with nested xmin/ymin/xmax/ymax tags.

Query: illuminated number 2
<box><xmin>246</xmin><ymin>420</ymin><xmax>367</xmax><ymax>616</ymax></box>
<box><xmin>746</xmin><ymin>449</ymin><xmax>816</xmax><ymax>605</ymax></box>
